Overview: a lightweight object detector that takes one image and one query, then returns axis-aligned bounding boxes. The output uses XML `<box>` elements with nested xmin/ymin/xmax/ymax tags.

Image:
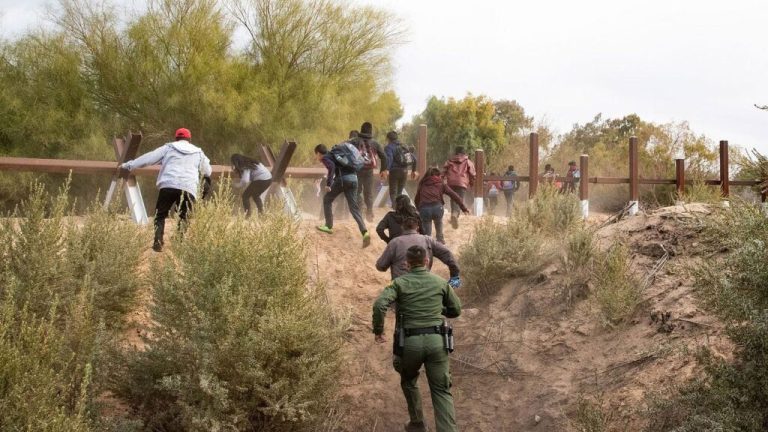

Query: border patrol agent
<box><xmin>373</xmin><ymin>245</ymin><xmax>462</xmax><ymax>432</ymax></box>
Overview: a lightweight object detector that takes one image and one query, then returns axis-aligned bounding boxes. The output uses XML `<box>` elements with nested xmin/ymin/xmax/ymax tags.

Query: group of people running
<box><xmin>118</xmin><ymin>125</ymin><xmax>471</xmax><ymax>431</ymax></box>
<box><xmin>315</xmin><ymin>121</ymin><xmax>479</xmax><ymax>248</ymax></box>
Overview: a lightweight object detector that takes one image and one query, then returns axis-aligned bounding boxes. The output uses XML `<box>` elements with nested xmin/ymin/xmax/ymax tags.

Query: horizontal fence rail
<box><xmin>0</xmin><ymin>157</ymin><xmax>326</xmax><ymax>179</ymax></box>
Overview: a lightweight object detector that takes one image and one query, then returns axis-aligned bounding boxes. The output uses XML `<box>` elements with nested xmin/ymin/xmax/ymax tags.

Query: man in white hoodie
<box><xmin>120</xmin><ymin>128</ymin><xmax>213</xmax><ymax>252</ymax></box>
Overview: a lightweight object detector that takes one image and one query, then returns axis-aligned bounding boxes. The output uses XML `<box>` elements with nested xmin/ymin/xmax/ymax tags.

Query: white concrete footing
<box><xmin>580</xmin><ymin>199</ymin><xmax>589</xmax><ymax>220</ymax></box>
<box><xmin>628</xmin><ymin>200</ymin><xmax>639</xmax><ymax>216</ymax></box>
<box><xmin>474</xmin><ymin>197</ymin><xmax>484</xmax><ymax>217</ymax></box>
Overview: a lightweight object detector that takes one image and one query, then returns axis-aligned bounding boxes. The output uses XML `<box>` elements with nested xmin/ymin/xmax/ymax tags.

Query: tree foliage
<box><xmin>405</xmin><ymin>94</ymin><xmax>506</xmax><ymax>166</ymax></box>
<box><xmin>0</xmin><ymin>0</ymin><xmax>404</xmax><ymax>168</ymax></box>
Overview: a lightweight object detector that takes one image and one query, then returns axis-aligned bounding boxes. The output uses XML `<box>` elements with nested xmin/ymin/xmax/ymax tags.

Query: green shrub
<box><xmin>460</xmin><ymin>216</ymin><xmax>550</xmax><ymax>297</ymax></box>
<box><xmin>520</xmin><ymin>184</ymin><xmax>582</xmax><ymax>234</ymax></box>
<box><xmin>66</xmin><ymin>203</ymin><xmax>146</xmax><ymax>327</ymax></box>
<box><xmin>0</xmin><ymin>288</ymin><xmax>96</xmax><ymax>432</ymax></box>
<box><xmin>0</xmin><ymin>180</ymin><xmax>146</xmax><ymax>430</ymax></box>
<box><xmin>560</xmin><ymin>228</ymin><xmax>596</xmax><ymax>307</ymax></box>
<box><xmin>593</xmin><ymin>243</ymin><xmax>641</xmax><ymax>325</ymax></box>
<box><xmin>677</xmin><ymin>180</ymin><xmax>722</xmax><ymax>204</ymax></box>
<box><xmin>112</xmin><ymin>187</ymin><xmax>344</xmax><ymax>431</ymax></box>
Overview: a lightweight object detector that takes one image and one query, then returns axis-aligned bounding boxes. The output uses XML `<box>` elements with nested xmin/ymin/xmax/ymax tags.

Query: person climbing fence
<box><xmin>231</xmin><ymin>153</ymin><xmax>272</xmax><ymax>216</ymax></box>
<box><xmin>120</xmin><ymin>127</ymin><xmax>212</xmax><ymax>252</ymax></box>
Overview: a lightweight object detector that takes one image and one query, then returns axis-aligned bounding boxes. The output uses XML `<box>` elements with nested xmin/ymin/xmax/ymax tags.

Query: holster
<box><xmin>393</xmin><ymin>313</ymin><xmax>405</xmax><ymax>357</ymax></box>
<box><xmin>441</xmin><ymin>319</ymin><xmax>455</xmax><ymax>353</ymax></box>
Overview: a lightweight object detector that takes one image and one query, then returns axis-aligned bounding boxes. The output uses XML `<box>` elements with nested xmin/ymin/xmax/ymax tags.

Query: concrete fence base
<box><xmin>580</xmin><ymin>199</ymin><xmax>589</xmax><ymax>220</ymax></box>
<box><xmin>628</xmin><ymin>200</ymin><xmax>639</xmax><ymax>216</ymax></box>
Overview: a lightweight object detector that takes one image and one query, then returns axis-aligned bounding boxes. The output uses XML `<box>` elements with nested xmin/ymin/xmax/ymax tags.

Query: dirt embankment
<box><xmin>310</xmin><ymin>204</ymin><xmax>731</xmax><ymax>431</ymax></box>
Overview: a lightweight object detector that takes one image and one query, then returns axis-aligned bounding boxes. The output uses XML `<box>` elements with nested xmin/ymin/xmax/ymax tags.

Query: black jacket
<box><xmin>376</xmin><ymin>211</ymin><xmax>425</xmax><ymax>243</ymax></box>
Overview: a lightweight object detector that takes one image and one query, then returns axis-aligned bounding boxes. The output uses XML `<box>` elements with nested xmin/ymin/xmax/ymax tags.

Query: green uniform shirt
<box><xmin>372</xmin><ymin>266</ymin><xmax>462</xmax><ymax>335</ymax></box>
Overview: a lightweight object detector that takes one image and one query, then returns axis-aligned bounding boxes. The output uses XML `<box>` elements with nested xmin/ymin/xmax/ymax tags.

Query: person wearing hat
<box><xmin>120</xmin><ymin>127</ymin><xmax>212</xmax><ymax>252</ymax></box>
<box><xmin>385</xmin><ymin>130</ymin><xmax>418</xmax><ymax>209</ymax></box>
<box><xmin>354</xmin><ymin>122</ymin><xmax>388</xmax><ymax>222</ymax></box>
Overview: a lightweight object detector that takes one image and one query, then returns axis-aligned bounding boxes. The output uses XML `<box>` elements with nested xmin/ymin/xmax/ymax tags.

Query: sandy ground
<box><xmin>305</xmin><ymin>204</ymin><xmax>731</xmax><ymax>431</ymax></box>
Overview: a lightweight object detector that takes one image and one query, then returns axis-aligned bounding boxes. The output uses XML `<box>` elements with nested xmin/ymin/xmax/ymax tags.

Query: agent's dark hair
<box><xmin>455</xmin><ymin>146</ymin><xmax>465</xmax><ymax>155</ymax></box>
<box><xmin>314</xmin><ymin>144</ymin><xmax>328</xmax><ymax>155</ymax></box>
<box><xmin>231</xmin><ymin>153</ymin><xmax>261</xmax><ymax>174</ymax></box>
<box><xmin>406</xmin><ymin>245</ymin><xmax>427</xmax><ymax>267</ymax></box>
<box><xmin>401</xmin><ymin>215</ymin><xmax>421</xmax><ymax>230</ymax></box>
<box><xmin>507</xmin><ymin>165</ymin><xmax>515</xmax><ymax>172</ymax></box>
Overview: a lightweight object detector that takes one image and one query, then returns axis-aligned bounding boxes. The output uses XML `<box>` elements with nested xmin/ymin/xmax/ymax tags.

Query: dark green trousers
<box><xmin>393</xmin><ymin>333</ymin><xmax>458</xmax><ymax>431</ymax></box>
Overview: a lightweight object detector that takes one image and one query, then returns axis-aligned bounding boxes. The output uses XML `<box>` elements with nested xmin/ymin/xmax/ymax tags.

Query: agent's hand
<box><xmin>325</xmin><ymin>186</ymin><xmax>332</xmax><ymax>193</ymax></box>
<box><xmin>375</xmin><ymin>334</ymin><xmax>386</xmax><ymax>344</ymax></box>
<box><xmin>448</xmin><ymin>276</ymin><xmax>461</xmax><ymax>289</ymax></box>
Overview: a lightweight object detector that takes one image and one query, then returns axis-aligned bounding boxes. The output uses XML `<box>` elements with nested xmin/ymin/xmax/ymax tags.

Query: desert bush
<box><xmin>460</xmin><ymin>216</ymin><xmax>550</xmax><ymax>297</ymax></box>
<box><xmin>593</xmin><ymin>243</ymin><xmax>641</xmax><ymax>325</ymax></box>
<box><xmin>570</xmin><ymin>394</ymin><xmax>620</xmax><ymax>432</ymax></box>
<box><xmin>676</xmin><ymin>180</ymin><xmax>723</xmax><ymax>204</ymax></box>
<box><xmin>0</xmin><ymin>181</ymin><xmax>145</xmax><ymax>328</ymax></box>
<box><xmin>519</xmin><ymin>184</ymin><xmax>582</xmax><ymax>234</ymax></box>
<box><xmin>644</xmin><ymin>201</ymin><xmax>768</xmax><ymax>430</ymax></box>
<box><xmin>66</xmin><ymin>203</ymin><xmax>146</xmax><ymax>327</ymax></box>
<box><xmin>560</xmin><ymin>228</ymin><xmax>596</xmax><ymax>307</ymax></box>
<box><xmin>0</xmin><ymin>180</ymin><xmax>147</xmax><ymax>430</ymax></box>
<box><xmin>112</xmin><ymin>186</ymin><xmax>345</xmax><ymax>431</ymax></box>
<box><xmin>0</xmin><ymin>287</ymin><xmax>98</xmax><ymax>432</ymax></box>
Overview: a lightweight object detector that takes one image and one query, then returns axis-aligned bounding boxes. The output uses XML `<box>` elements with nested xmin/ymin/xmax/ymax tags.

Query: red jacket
<box><xmin>415</xmin><ymin>175</ymin><xmax>468</xmax><ymax>212</ymax></box>
<box><xmin>443</xmin><ymin>154</ymin><xmax>476</xmax><ymax>189</ymax></box>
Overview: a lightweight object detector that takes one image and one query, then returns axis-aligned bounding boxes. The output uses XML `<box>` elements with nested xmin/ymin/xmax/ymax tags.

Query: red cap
<box><xmin>175</xmin><ymin>128</ymin><xmax>191</xmax><ymax>140</ymax></box>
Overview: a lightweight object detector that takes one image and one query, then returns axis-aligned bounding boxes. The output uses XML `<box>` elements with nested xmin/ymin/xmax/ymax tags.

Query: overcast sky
<box><xmin>3</xmin><ymin>0</ymin><xmax>767</xmax><ymax>153</ymax></box>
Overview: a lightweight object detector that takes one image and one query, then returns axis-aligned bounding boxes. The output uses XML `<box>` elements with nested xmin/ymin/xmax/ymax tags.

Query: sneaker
<box><xmin>404</xmin><ymin>421</ymin><xmax>428</xmax><ymax>432</ymax></box>
<box><xmin>316</xmin><ymin>225</ymin><xmax>333</xmax><ymax>234</ymax></box>
<box><xmin>152</xmin><ymin>242</ymin><xmax>163</xmax><ymax>252</ymax></box>
<box><xmin>450</xmin><ymin>216</ymin><xmax>459</xmax><ymax>229</ymax></box>
<box><xmin>362</xmin><ymin>231</ymin><xmax>371</xmax><ymax>248</ymax></box>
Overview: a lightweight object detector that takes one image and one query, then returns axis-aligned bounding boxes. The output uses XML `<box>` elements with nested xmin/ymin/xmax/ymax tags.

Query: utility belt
<box><xmin>393</xmin><ymin>318</ymin><xmax>454</xmax><ymax>356</ymax></box>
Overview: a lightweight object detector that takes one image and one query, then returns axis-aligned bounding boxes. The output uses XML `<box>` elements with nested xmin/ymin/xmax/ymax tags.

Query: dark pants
<box><xmin>242</xmin><ymin>179</ymin><xmax>272</xmax><ymax>216</ymax></box>
<box><xmin>419</xmin><ymin>203</ymin><xmax>445</xmax><ymax>243</ymax></box>
<box><xmin>503</xmin><ymin>189</ymin><xmax>515</xmax><ymax>217</ymax></box>
<box><xmin>154</xmin><ymin>188</ymin><xmax>196</xmax><ymax>247</ymax></box>
<box><xmin>487</xmin><ymin>194</ymin><xmax>498</xmax><ymax>214</ymax></box>
<box><xmin>323</xmin><ymin>177</ymin><xmax>367</xmax><ymax>234</ymax></box>
<box><xmin>449</xmin><ymin>186</ymin><xmax>467</xmax><ymax>219</ymax></box>
<box><xmin>357</xmin><ymin>168</ymin><xmax>375</xmax><ymax>217</ymax></box>
<box><xmin>389</xmin><ymin>168</ymin><xmax>407</xmax><ymax>207</ymax></box>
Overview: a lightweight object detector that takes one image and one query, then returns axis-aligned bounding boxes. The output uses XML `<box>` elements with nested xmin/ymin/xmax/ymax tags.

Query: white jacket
<box><xmin>122</xmin><ymin>140</ymin><xmax>212</xmax><ymax>198</ymax></box>
<box><xmin>233</xmin><ymin>164</ymin><xmax>272</xmax><ymax>189</ymax></box>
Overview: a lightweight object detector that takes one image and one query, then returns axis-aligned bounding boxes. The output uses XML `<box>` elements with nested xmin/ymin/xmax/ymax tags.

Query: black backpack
<box><xmin>394</xmin><ymin>144</ymin><xmax>414</xmax><ymax>167</ymax></box>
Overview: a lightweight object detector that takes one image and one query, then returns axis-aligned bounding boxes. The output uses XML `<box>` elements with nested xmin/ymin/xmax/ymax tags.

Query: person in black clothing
<box><xmin>376</xmin><ymin>194</ymin><xmax>423</xmax><ymax>243</ymax></box>
<box><xmin>315</xmin><ymin>143</ymin><xmax>371</xmax><ymax>248</ymax></box>
<box><xmin>384</xmin><ymin>131</ymin><xmax>417</xmax><ymax>208</ymax></box>
<box><xmin>355</xmin><ymin>122</ymin><xmax>388</xmax><ymax>222</ymax></box>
